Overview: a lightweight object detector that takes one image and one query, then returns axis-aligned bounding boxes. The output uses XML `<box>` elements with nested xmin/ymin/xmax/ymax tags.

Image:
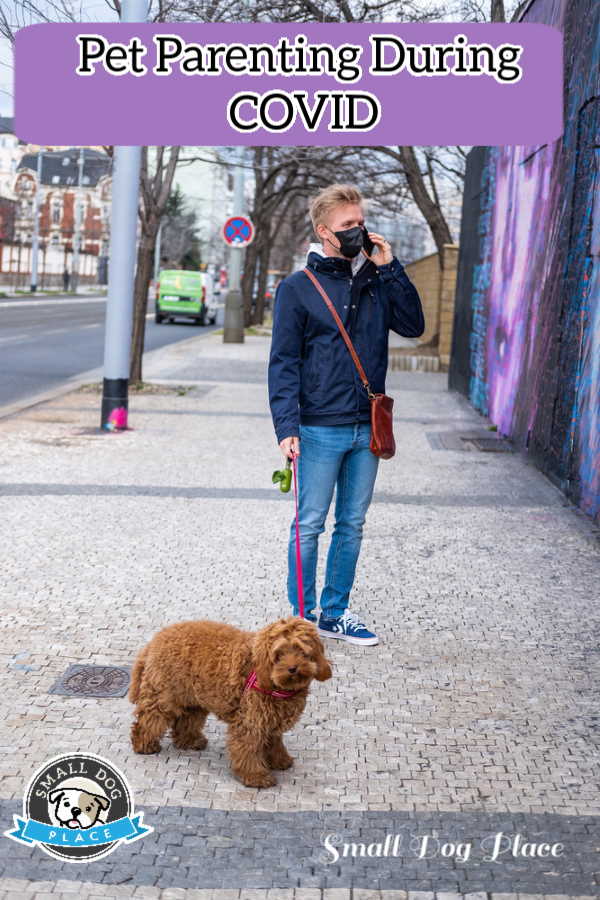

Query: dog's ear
<box><xmin>312</xmin><ymin>636</ymin><xmax>333</xmax><ymax>681</ymax></box>
<box><xmin>287</xmin><ymin>619</ymin><xmax>332</xmax><ymax>681</ymax></box>
<box><xmin>94</xmin><ymin>795</ymin><xmax>110</xmax><ymax>811</ymax></box>
<box><xmin>251</xmin><ymin>624</ymin><xmax>276</xmax><ymax>688</ymax></box>
<box><xmin>48</xmin><ymin>790</ymin><xmax>64</xmax><ymax>805</ymax></box>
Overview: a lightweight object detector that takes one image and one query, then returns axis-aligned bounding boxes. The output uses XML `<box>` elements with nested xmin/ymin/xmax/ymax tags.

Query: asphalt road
<box><xmin>0</xmin><ymin>294</ymin><xmax>221</xmax><ymax>410</ymax></box>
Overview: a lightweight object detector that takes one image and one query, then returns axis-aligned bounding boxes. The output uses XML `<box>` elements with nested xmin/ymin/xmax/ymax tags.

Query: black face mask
<box><xmin>327</xmin><ymin>225</ymin><xmax>365</xmax><ymax>259</ymax></box>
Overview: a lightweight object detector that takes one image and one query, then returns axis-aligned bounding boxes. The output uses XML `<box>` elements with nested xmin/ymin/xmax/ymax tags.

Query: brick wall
<box><xmin>403</xmin><ymin>243</ymin><xmax>459</xmax><ymax>366</ymax></box>
<box><xmin>404</xmin><ymin>251</ymin><xmax>441</xmax><ymax>346</ymax></box>
<box><xmin>438</xmin><ymin>244</ymin><xmax>459</xmax><ymax>366</ymax></box>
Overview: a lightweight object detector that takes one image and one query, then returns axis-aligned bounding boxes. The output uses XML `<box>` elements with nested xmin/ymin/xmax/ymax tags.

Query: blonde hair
<box><xmin>309</xmin><ymin>183</ymin><xmax>364</xmax><ymax>237</ymax></box>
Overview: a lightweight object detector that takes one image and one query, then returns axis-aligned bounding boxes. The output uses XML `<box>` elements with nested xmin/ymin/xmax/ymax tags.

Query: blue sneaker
<box><xmin>318</xmin><ymin>611</ymin><xmax>379</xmax><ymax>646</ymax></box>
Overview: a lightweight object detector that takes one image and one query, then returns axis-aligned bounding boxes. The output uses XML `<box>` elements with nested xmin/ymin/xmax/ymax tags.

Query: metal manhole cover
<box><xmin>49</xmin><ymin>664</ymin><xmax>131</xmax><ymax>698</ymax></box>
<box><xmin>469</xmin><ymin>437</ymin><xmax>514</xmax><ymax>452</ymax></box>
<box><xmin>426</xmin><ymin>431</ymin><xmax>514</xmax><ymax>452</ymax></box>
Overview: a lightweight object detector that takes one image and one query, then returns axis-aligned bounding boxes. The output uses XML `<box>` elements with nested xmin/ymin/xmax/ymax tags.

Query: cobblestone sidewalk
<box><xmin>1</xmin><ymin>332</ymin><xmax>598</xmax><ymax>899</ymax></box>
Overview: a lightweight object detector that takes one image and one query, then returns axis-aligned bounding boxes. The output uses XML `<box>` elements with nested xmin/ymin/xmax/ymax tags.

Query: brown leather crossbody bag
<box><xmin>303</xmin><ymin>267</ymin><xmax>395</xmax><ymax>460</ymax></box>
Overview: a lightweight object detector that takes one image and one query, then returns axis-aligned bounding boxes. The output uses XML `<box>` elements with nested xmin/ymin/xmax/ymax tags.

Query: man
<box><xmin>268</xmin><ymin>184</ymin><xmax>424</xmax><ymax>646</ymax></box>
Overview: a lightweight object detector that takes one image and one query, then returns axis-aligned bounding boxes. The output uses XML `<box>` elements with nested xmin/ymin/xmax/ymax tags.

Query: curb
<box><xmin>0</xmin><ymin>327</ymin><xmax>221</xmax><ymax>423</ymax></box>
<box><xmin>389</xmin><ymin>354</ymin><xmax>442</xmax><ymax>372</ymax></box>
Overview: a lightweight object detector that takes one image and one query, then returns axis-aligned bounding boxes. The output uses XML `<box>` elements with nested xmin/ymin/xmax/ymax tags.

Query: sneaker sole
<box><xmin>317</xmin><ymin>627</ymin><xmax>379</xmax><ymax>646</ymax></box>
<box><xmin>345</xmin><ymin>634</ymin><xmax>379</xmax><ymax>646</ymax></box>
<box><xmin>317</xmin><ymin>627</ymin><xmax>346</xmax><ymax>641</ymax></box>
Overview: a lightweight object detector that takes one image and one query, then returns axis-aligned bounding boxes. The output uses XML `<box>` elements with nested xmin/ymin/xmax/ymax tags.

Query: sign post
<box><xmin>222</xmin><ymin>149</ymin><xmax>250</xmax><ymax>343</ymax></box>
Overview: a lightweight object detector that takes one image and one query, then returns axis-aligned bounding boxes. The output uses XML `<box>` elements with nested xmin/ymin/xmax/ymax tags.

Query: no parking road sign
<box><xmin>222</xmin><ymin>215</ymin><xmax>254</xmax><ymax>247</ymax></box>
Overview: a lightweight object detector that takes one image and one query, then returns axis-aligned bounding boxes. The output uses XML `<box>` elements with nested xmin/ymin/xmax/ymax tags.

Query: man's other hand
<box><xmin>279</xmin><ymin>436</ymin><xmax>300</xmax><ymax>459</ymax></box>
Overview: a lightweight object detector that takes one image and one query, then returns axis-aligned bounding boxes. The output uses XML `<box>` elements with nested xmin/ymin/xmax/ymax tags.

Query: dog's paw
<box><xmin>132</xmin><ymin>740</ymin><xmax>161</xmax><ymax>754</ymax></box>
<box><xmin>173</xmin><ymin>735</ymin><xmax>208</xmax><ymax>751</ymax></box>
<box><xmin>268</xmin><ymin>751</ymin><xmax>294</xmax><ymax>770</ymax></box>
<box><xmin>240</xmin><ymin>771</ymin><xmax>277</xmax><ymax>789</ymax></box>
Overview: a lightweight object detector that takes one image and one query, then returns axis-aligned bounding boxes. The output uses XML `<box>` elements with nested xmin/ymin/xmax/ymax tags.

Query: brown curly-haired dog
<box><xmin>128</xmin><ymin>616</ymin><xmax>332</xmax><ymax>788</ymax></box>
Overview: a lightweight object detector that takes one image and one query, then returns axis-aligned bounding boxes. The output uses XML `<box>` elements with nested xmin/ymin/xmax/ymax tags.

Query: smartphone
<box><xmin>362</xmin><ymin>226</ymin><xmax>375</xmax><ymax>255</ymax></box>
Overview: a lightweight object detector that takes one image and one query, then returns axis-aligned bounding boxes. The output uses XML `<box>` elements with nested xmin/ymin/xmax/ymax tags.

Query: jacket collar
<box><xmin>306</xmin><ymin>248</ymin><xmax>375</xmax><ymax>280</ymax></box>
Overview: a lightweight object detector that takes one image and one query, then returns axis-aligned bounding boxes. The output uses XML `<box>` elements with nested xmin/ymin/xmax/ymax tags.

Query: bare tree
<box><xmin>368</xmin><ymin>146</ymin><xmax>465</xmax><ymax>262</ymax></box>
<box><xmin>159</xmin><ymin>184</ymin><xmax>200</xmax><ymax>266</ymax></box>
<box><xmin>130</xmin><ymin>145</ymin><xmax>180</xmax><ymax>382</ymax></box>
<box><xmin>239</xmin><ymin>145</ymin><xmax>377</xmax><ymax>325</ymax></box>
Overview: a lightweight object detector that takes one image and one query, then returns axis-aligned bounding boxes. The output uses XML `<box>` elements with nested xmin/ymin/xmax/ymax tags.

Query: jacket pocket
<box><xmin>301</xmin><ymin>350</ymin><xmax>320</xmax><ymax>407</ymax></box>
<box><xmin>307</xmin><ymin>345</ymin><xmax>322</xmax><ymax>393</ymax></box>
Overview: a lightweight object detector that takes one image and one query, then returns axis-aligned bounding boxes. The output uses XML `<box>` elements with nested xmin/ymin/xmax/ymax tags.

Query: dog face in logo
<box><xmin>48</xmin><ymin>788</ymin><xmax>110</xmax><ymax>829</ymax></box>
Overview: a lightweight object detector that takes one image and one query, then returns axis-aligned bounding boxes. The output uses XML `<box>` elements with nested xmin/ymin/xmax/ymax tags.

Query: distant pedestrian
<box><xmin>268</xmin><ymin>183</ymin><xmax>424</xmax><ymax>646</ymax></box>
<box><xmin>63</xmin><ymin>267</ymin><xmax>70</xmax><ymax>292</ymax></box>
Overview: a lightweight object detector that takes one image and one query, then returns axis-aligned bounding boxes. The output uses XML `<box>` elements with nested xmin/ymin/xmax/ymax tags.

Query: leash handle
<box><xmin>290</xmin><ymin>450</ymin><xmax>304</xmax><ymax>619</ymax></box>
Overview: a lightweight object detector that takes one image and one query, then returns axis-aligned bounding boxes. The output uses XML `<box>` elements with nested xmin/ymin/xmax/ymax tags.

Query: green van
<box><xmin>155</xmin><ymin>269</ymin><xmax>212</xmax><ymax>325</ymax></box>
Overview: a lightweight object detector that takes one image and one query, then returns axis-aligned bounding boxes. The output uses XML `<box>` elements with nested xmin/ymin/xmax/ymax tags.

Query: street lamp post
<box><xmin>100</xmin><ymin>0</ymin><xmax>147</xmax><ymax>431</ymax></box>
<box><xmin>71</xmin><ymin>147</ymin><xmax>85</xmax><ymax>293</ymax></box>
<box><xmin>30</xmin><ymin>150</ymin><xmax>43</xmax><ymax>292</ymax></box>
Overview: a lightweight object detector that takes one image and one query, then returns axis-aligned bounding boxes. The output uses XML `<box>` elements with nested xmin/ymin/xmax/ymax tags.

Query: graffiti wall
<box><xmin>449</xmin><ymin>0</ymin><xmax>600</xmax><ymax>523</ymax></box>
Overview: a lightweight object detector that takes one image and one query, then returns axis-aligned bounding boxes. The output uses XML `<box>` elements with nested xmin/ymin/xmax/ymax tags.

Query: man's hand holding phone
<box><xmin>362</xmin><ymin>228</ymin><xmax>393</xmax><ymax>266</ymax></box>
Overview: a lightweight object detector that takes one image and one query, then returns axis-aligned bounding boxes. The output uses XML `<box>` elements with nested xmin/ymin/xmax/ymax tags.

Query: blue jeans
<box><xmin>287</xmin><ymin>422</ymin><xmax>380</xmax><ymax>619</ymax></box>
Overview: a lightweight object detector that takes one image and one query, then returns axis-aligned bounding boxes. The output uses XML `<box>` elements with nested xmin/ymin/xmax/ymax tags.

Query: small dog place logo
<box><xmin>4</xmin><ymin>752</ymin><xmax>152</xmax><ymax>862</ymax></box>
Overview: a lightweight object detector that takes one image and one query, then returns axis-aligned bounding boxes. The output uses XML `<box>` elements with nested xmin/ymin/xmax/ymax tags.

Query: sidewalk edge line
<box><xmin>0</xmin><ymin>329</ymin><xmax>221</xmax><ymax>423</ymax></box>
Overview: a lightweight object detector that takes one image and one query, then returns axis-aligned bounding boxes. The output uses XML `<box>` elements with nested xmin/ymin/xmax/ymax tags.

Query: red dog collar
<box><xmin>243</xmin><ymin>669</ymin><xmax>301</xmax><ymax>699</ymax></box>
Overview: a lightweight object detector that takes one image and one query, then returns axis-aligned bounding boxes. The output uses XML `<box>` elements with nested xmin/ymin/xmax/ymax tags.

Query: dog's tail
<box><xmin>128</xmin><ymin>647</ymin><xmax>147</xmax><ymax>704</ymax></box>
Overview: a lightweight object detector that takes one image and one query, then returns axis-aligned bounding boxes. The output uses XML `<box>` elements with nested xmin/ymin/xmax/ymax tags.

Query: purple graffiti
<box><xmin>462</xmin><ymin>0</ymin><xmax>599</xmax><ymax>522</ymax></box>
<box><xmin>485</xmin><ymin>142</ymin><xmax>559</xmax><ymax>435</ymax></box>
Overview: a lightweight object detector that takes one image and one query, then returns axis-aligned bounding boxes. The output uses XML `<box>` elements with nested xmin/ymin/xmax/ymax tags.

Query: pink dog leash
<box><xmin>290</xmin><ymin>450</ymin><xmax>305</xmax><ymax>619</ymax></box>
<box><xmin>241</xmin><ymin>451</ymin><xmax>305</xmax><ymax>700</ymax></box>
<box><xmin>243</xmin><ymin>669</ymin><xmax>301</xmax><ymax>699</ymax></box>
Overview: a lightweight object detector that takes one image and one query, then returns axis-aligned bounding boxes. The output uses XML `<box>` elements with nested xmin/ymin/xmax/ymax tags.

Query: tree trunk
<box><xmin>241</xmin><ymin>237</ymin><xmax>260</xmax><ymax>327</ymax></box>
<box><xmin>399</xmin><ymin>146</ymin><xmax>453</xmax><ymax>263</ymax></box>
<box><xmin>491</xmin><ymin>0</ymin><xmax>506</xmax><ymax>21</ymax></box>
<box><xmin>240</xmin><ymin>147</ymin><xmax>267</xmax><ymax>327</ymax></box>
<box><xmin>253</xmin><ymin>239</ymin><xmax>271</xmax><ymax>325</ymax></box>
<box><xmin>128</xmin><ymin>145</ymin><xmax>180</xmax><ymax>383</ymax></box>
<box><xmin>129</xmin><ymin>220</ymin><xmax>158</xmax><ymax>383</ymax></box>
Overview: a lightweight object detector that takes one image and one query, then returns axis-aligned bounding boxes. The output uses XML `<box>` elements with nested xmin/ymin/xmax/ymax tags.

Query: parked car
<box><xmin>155</xmin><ymin>270</ymin><xmax>217</xmax><ymax>325</ymax></box>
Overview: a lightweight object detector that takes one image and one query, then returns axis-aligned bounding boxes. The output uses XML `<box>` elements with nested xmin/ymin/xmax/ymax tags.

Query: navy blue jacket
<box><xmin>268</xmin><ymin>250</ymin><xmax>425</xmax><ymax>443</ymax></box>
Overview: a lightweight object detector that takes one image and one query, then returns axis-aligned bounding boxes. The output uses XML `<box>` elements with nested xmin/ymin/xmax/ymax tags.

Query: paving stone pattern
<box><xmin>0</xmin><ymin>802</ymin><xmax>598</xmax><ymax>894</ymax></box>
<box><xmin>1</xmin><ymin>333</ymin><xmax>599</xmax><ymax>899</ymax></box>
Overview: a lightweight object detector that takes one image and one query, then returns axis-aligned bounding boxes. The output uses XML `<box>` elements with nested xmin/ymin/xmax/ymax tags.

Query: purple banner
<box><xmin>15</xmin><ymin>23</ymin><xmax>563</xmax><ymax>146</ymax></box>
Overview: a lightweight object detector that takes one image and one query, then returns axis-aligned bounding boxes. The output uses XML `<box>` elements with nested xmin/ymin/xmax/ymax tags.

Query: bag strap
<box><xmin>303</xmin><ymin>267</ymin><xmax>375</xmax><ymax>400</ymax></box>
